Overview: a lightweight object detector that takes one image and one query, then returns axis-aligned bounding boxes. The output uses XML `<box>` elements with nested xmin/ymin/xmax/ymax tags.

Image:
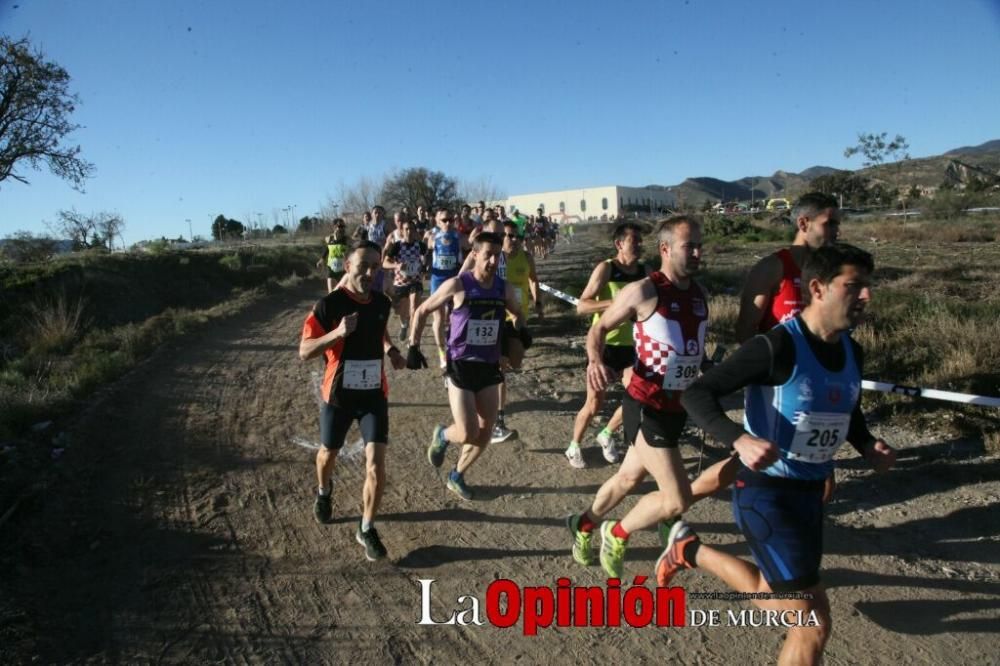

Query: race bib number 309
<box><xmin>662</xmin><ymin>353</ymin><xmax>701</xmax><ymax>391</ymax></box>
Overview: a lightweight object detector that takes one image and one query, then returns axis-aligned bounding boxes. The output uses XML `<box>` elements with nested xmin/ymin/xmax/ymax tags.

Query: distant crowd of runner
<box><xmin>300</xmin><ymin>192</ymin><xmax>896</xmax><ymax>665</ymax></box>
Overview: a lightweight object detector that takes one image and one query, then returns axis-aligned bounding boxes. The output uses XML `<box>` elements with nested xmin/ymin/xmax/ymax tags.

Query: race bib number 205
<box><xmin>787</xmin><ymin>411</ymin><xmax>850</xmax><ymax>462</ymax></box>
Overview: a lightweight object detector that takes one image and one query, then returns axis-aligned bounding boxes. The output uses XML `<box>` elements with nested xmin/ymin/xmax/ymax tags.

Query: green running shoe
<box><xmin>427</xmin><ymin>424</ymin><xmax>448</xmax><ymax>467</ymax></box>
<box><xmin>446</xmin><ymin>469</ymin><xmax>473</xmax><ymax>500</ymax></box>
<box><xmin>599</xmin><ymin>520</ymin><xmax>627</xmax><ymax>578</ymax></box>
<box><xmin>567</xmin><ymin>514</ymin><xmax>595</xmax><ymax>566</ymax></box>
<box><xmin>658</xmin><ymin>516</ymin><xmax>679</xmax><ymax>547</ymax></box>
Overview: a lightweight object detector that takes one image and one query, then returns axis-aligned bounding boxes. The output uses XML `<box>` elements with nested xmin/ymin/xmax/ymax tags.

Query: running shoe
<box><xmin>491</xmin><ymin>423</ymin><xmax>515</xmax><ymax>443</ymax></box>
<box><xmin>599</xmin><ymin>520</ymin><xmax>627</xmax><ymax>578</ymax></box>
<box><xmin>356</xmin><ymin>523</ymin><xmax>388</xmax><ymax>561</ymax></box>
<box><xmin>567</xmin><ymin>514</ymin><xmax>595</xmax><ymax>566</ymax></box>
<box><xmin>447</xmin><ymin>470</ymin><xmax>474</xmax><ymax>501</ymax></box>
<box><xmin>565</xmin><ymin>443</ymin><xmax>586</xmax><ymax>469</ymax></box>
<box><xmin>655</xmin><ymin>520</ymin><xmax>699</xmax><ymax>587</ymax></box>
<box><xmin>596</xmin><ymin>430</ymin><xmax>621</xmax><ymax>464</ymax></box>
<box><xmin>313</xmin><ymin>493</ymin><xmax>332</xmax><ymax>524</ymax></box>
<box><xmin>427</xmin><ymin>425</ymin><xmax>448</xmax><ymax>467</ymax></box>
<box><xmin>657</xmin><ymin>516</ymin><xmax>679</xmax><ymax>548</ymax></box>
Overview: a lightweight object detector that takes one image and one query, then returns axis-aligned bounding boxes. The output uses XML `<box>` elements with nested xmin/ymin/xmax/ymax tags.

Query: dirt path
<box><xmin>2</xmin><ymin>229</ymin><xmax>997</xmax><ymax>664</ymax></box>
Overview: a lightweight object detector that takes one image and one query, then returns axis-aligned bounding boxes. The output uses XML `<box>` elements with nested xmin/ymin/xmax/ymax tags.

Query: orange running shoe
<box><xmin>655</xmin><ymin>520</ymin><xmax>699</xmax><ymax>587</ymax></box>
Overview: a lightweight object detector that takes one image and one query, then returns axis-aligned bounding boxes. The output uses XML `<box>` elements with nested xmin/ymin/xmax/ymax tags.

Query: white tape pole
<box><xmin>540</xmin><ymin>282</ymin><xmax>1000</xmax><ymax>408</ymax></box>
<box><xmin>861</xmin><ymin>380</ymin><xmax>1000</xmax><ymax>408</ymax></box>
<box><xmin>539</xmin><ymin>282</ymin><xmax>580</xmax><ymax>306</ymax></box>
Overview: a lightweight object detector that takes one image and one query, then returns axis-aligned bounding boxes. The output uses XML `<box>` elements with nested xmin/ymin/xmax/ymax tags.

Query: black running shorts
<box><xmin>319</xmin><ymin>396</ymin><xmax>389</xmax><ymax>449</ymax></box>
<box><xmin>622</xmin><ymin>393</ymin><xmax>686</xmax><ymax>449</ymax></box>
<box><xmin>602</xmin><ymin>345</ymin><xmax>636</xmax><ymax>372</ymax></box>
<box><xmin>446</xmin><ymin>358</ymin><xmax>503</xmax><ymax>393</ymax></box>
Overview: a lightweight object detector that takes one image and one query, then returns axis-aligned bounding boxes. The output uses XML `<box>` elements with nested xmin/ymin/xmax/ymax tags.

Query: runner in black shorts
<box><xmin>567</xmin><ymin>217</ymin><xmax>710</xmax><ymax>580</ymax></box>
<box><xmin>409</xmin><ymin>232</ymin><xmax>526</xmax><ymax>500</ymax></box>
<box><xmin>299</xmin><ymin>240</ymin><xmax>408</xmax><ymax>561</ymax></box>
<box><xmin>567</xmin><ymin>223</ymin><xmax>647</xmax><ymax>468</ymax></box>
<box><xmin>383</xmin><ymin>219</ymin><xmax>427</xmax><ymax>341</ymax></box>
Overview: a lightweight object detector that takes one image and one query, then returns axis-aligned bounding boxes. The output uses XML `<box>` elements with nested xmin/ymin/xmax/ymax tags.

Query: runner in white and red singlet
<box><xmin>566</xmin><ymin>216</ymin><xmax>712</xmax><ymax>577</ymax></box>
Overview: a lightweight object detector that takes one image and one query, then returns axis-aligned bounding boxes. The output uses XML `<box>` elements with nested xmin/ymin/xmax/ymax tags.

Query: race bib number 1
<box><xmin>662</xmin><ymin>353</ymin><xmax>701</xmax><ymax>391</ymax></box>
<box><xmin>787</xmin><ymin>412</ymin><xmax>850</xmax><ymax>462</ymax></box>
<box><xmin>343</xmin><ymin>359</ymin><xmax>382</xmax><ymax>390</ymax></box>
<box><xmin>466</xmin><ymin>319</ymin><xmax>499</xmax><ymax>346</ymax></box>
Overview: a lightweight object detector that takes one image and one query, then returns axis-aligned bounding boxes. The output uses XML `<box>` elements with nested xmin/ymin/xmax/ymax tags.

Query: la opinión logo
<box><xmin>417</xmin><ymin>577</ymin><xmax>686</xmax><ymax>635</ymax></box>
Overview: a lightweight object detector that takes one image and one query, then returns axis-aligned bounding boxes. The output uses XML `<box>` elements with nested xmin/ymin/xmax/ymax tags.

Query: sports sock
<box><xmin>318</xmin><ymin>484</ymin><xmax>331</xmax><ymax>497</ymax></box>
<box><xmin>682</xmin><ymin>539</ymin><xmax>701</xmax><ymax>567</ymax></box>
<box><xmin>361</xmin><ymin>518</ymin><xmax>373</xmax><ymax>533</ymax></box>
<box><xmin>578</xmin><ymin>512</ymin><xmax>596</xmax><ymax>533</ymax></box>
<box><xmin>611</xmin><ymin>522</ymin><xmax>630</xmax><ymax>541</ymax></box>
<box><xmin>599</xmin><ymin>427</ymin><xmax>612</xmax><ymax>439</ymax></box>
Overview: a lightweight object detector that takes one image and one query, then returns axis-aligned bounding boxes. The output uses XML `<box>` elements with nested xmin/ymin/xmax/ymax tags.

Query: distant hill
<box><xmin>945</xmin><ymin>139</ymin><xmax>1000</xmax><ymax>156</ymax></box>
<box><xmin>660</xmin><ymin>139</ymin><xmax>999</xmax><ymax>207</ymax></box>
<box><xmin>859</xmin><ymin>139</ymin><xmax>1000</xmax><ymax>189</ymax></box>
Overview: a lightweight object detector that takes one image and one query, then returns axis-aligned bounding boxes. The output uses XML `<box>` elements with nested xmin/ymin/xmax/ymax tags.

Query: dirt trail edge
<box><xmin>2</xmin><ymin>238</ymin><xmax>998</xmax><ymax>664</ymax></box>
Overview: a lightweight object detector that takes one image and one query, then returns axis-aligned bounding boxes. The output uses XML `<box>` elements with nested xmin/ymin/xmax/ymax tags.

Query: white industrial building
<box><xmin>504</xmin><ymin>185</ymin><xmax>676</xmax><ymax>222</ymax></box>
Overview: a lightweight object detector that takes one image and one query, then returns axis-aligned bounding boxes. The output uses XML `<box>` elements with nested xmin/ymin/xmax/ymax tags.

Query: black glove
<box><xmin>519</xmin><ymin>326</ymin><xmax>533</xmax><ymax>350</ymax></box>
<box><xmin>406</xmin><ymin>345</ymin><xmax>428</xmax><ymax>369</ymax></box>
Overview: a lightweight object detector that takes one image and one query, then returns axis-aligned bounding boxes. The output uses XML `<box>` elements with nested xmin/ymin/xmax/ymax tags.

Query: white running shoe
<box><xmin>491</xmin><ymin>424</ymin><xmax>516</xmax><ymax>443</ymax></box>
<box><xmin>565</xmin><ymin>444</ymin><xmax>586</xmax><ymax>469</ymax></box>
<box><xmin>596</xmin><ymin>430</ymin><xmax>621</xmax><ymax>464</ymax></box>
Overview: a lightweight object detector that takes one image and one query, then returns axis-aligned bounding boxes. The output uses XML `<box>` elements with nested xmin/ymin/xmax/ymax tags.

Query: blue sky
<box><xmin>1</xmin><ymin>0</ymin><xmax>998</xmax><ymax>244</ymax></box>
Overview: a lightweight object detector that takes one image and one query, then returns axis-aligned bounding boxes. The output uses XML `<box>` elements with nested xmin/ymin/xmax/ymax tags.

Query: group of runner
<box><xmin>302</xmin><ymin>192</ymin><xmax>897</xmax><ymax>664</ymax></box>
<box><xmin>305</xmin><ymin>202</ymin><xmax>542</xmax><ymax>551</ymax></box>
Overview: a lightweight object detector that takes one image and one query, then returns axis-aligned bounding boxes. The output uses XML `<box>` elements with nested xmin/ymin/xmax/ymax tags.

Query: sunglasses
<box><xmin>504</xmin><ymin>233</ymin><xmax>520</xmax><ymax>239</ymax></box>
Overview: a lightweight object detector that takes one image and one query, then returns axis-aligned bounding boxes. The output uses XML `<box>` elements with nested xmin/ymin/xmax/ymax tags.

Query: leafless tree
<box><xmin>459</xmin><ymin>175</ymin><xmax>506</xmax><ymax>205</ymax></box>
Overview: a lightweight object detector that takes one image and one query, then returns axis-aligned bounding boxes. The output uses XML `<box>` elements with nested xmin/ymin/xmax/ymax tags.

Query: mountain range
<box><xmin>652</xmin><ymin>139</ymin><xmax>1000</xmax><ymax>206</ymax></box>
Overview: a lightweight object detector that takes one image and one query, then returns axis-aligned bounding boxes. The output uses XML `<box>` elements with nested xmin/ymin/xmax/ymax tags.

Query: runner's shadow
<box><xmin>853</xmin><ymin>598</ymin><xmax>999</xmax><ymax>634</ymax></box>
<box><xmin>396</xmin><ymin>544</ymin><xmax>566</xmax><ymax>568</ymax></box>
<box><xmin>380</xmin><ymin>507</ymin><xmax>563</xmax><ymax>528</ymax></box>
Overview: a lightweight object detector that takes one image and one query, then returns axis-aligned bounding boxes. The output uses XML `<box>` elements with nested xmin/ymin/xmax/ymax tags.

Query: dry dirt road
<box><xmin>2</xmin><ymin>228</ymin><xmax>998</xmax><ymax>664</ymax></box>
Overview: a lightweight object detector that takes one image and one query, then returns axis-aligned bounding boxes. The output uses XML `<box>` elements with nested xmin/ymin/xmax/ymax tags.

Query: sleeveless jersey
<box><xmin>300</xmin><ymin>288</ymin><xmax>392</xmax><ymax>404</ymax></box>
<box><xmin>362</xmin><ymin>221</ymin><xmax>388</xmax><ymax>248</ymax></box>
<box><xmin>326</xmin><ymin>242</ymin><xmax>348</xmax><ymax>274</ymax></box>
<box><xmin>592</xmin><ymin>260</ymin><xmax>648</xmax><ymax>346</ymax></box>
<box><xmin>503</xmin><ymin>250</ymin><xmax>532</xmax><ymax>318</ymax></box>
<box><xmin>447</xmin><ymin>272</ymin><xmax>506</xmax><ymax>364</ymax></box>
<box><xmin>744</xmin><ymin>317</ymin><xmax>861</xmax><ymax>481</ymax></box>
<box><xmin>627</xmin><ymin>272</ymin><xmax>709</xmax><ymax>413</ymax></box>
<box><xmin>759</xmin><ymin>248</ymin><xmax>803</xmax><ymax>331</ymax></box>
<box><xmin>431</xmin><ymin>229</ymin><xmax>462</xmax><ymax>278</ymax></box>
<box><xmin>388</xmin><ymin>240</ymin><xmax>426</xmax><ymax>286</ymax></box>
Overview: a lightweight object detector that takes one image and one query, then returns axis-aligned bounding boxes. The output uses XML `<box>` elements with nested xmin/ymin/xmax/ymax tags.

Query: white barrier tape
<box><xmin>861</xmin><ymin>380</ymin><xmax>1000</xmax><ymax>408</ymax></box>
<box><xmin>539</xmin><ymin>282</ymin><xmax>580</xmax><ymax>306</ymax></box>
<box><xmin>541</xmin><ymin>282</ymin><xmax>1000</xmax><ymax>408</ymax></box>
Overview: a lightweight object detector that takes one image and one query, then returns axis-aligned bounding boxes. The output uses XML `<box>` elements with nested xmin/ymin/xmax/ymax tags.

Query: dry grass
<box><xmin>22</xmin><ymin>291</ymin><xmax>90</xmax><ymax>354</ymax></box>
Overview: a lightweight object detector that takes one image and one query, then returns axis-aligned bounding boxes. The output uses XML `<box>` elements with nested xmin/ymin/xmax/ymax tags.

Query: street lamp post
<box><xmin>185</xmin><ymin>218</ymin><xmax>192</xmax><ymax>242</ymax></box>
